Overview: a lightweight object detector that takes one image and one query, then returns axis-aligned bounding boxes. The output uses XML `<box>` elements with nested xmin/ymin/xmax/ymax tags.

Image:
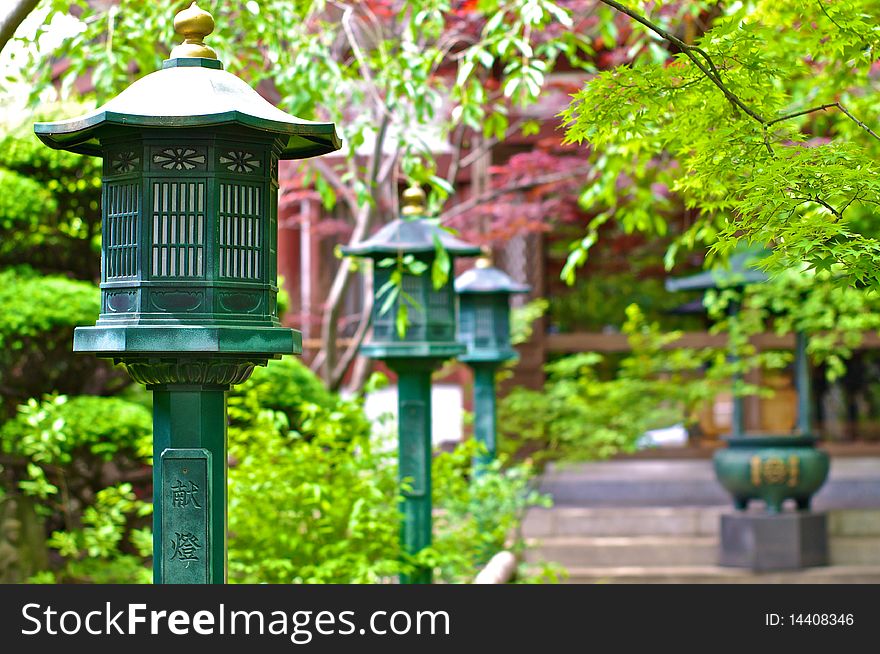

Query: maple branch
<box><xmin>598</xmin><ymin>0</ymin><xmax>766</xmax><ymax>123</ymax></box>
<box><xmin>600</xmin><ymin>1</ymin><xmax>880</xmax><ymax>145</ymax></box>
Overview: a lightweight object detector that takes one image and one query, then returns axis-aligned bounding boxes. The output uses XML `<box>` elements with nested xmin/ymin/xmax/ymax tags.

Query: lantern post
<box><xmin>454</xmin><ymin>255</ymin><xmax>529</xmax><ymax>472</ymax></box>
<box><xmin>343</xmin><ymin>184</ymin><xmax>480</xmax><ymax>583</ymax></box>
<box><xmin>33</xmin><ymin>3</ymin><xmax>340</xmax><ymax>583</ymax></box>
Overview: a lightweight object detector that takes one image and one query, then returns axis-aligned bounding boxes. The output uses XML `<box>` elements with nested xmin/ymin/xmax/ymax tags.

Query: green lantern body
<box><xmin>455</xmin><ymin>263</ymin><xmax>529</xmax><ymax>469</ymax></box>
<box><xmin>33</xmin><ymin>11</ymin><xmax>340</xmax><ymax>584</ymax></box>
<box><xmin>343</xmin><ymin>200</ymin><xmax>479</xmax><ymax>583</ymax></box>
<box><xmin>455</xmin><ymin>264</ymin><xmax>530</xmax><ymax>364</ymax></box>
<box><xmin>35</xmin><ymin>58</ymin><xmax>339</xmax><ymax>363</ymax></box>
<box><xmin>344</xmin><ymin>217</ymin><xmax>479</xmax><ymax>359</ymax></box>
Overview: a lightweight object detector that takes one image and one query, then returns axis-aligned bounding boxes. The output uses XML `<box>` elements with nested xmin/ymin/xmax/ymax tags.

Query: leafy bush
<box><xmin>0</xmin><ymin>267</ymin><xmax>128</xmax><ymax>417</ymax></box>
<box><xmin>227</xmin><ymin>357</ymin><xmax>548</xmax><ymax>583</ymax></box>
<box><xmin>2</xmin><ymin>395</ymin><xmax>153</xmax><ymax>584</ymax></box>
<box><xmin>0</xmin><ymin>395</ymin><xmax>152</xmax><ymax>521</ymax></box>
<box><xmin>0</xmin><ymin>106</ymin><xmax>102</xmax><ymax>278</ymax></box>
<box><xmin>34</xmin><ymin>484</ymin><xmax>152</xmax><ymax>585</ymax></box>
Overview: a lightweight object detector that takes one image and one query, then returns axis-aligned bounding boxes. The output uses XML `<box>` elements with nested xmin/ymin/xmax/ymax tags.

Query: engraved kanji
<box><xmin>169</xmin><ymin>531</ymin><xmax>201</xmax><ymax>567</ymax></box>
<box><xmin>171</xmin><ymin>479</ymin><xmax>202</xmax><ymax>508</ymax></box>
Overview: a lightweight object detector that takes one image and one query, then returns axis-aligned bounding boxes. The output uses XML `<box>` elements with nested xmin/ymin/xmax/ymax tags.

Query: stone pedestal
<box><xmin>719</xmin><ymin>512</ymin><xmax>828</xmax><ymax>570</ymax></box>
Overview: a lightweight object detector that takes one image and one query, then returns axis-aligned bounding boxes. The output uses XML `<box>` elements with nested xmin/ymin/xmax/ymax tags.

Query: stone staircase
<box><xmin>523</xmin><ymin>458</ymin><xmax>880</xmax><ymax>583</ymax></box>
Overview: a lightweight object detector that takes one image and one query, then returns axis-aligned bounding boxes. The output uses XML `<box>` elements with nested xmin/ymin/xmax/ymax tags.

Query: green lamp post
<box><xmin>343</xmin><ymin>184</ymin><xmax>480</xmax><ymax>584</ymax></box>
<box><xmin>455</xmin><ymin>255</ymin><xmax>529</xmax><ymax>470</ymax></box>
<box><xmin>33</xmin><ymin>3</ymin><xmax>340</xmax><ymax>583</ymax></box>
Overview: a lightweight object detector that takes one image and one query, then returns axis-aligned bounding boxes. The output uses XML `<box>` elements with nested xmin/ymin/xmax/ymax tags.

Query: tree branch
<box><xmin>0</xmin><ymin>0</ymin><xmax>39</xmax><ymax>54</ymax></box>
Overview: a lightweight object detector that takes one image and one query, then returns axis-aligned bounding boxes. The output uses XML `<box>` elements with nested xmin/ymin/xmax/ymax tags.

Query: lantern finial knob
<box><xmin>401</xmin><ymin>182</ymin><xmax>427</xmax><ymax>217</ymax></box>
<box><xmin>170</xmin><ymin>2</ymin><xmax>218</xmax><ymax>60</ymax></box>
<box><xmin>475</xmin><ymin>246</ymin><xmax>492</xmax><ymax>268</ymax></box>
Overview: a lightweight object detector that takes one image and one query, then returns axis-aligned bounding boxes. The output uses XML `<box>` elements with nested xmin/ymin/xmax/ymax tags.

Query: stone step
<box><xmin>551</xmin><ymin>565</ymin><xmax>880</xmax><ymax>584</ymax></box>
<box><xmin>527</xmin><ymin>534</ymin><xmax>880</xmax><ymax>567</ymax></box>
<box><xmin>523</xmin><ymin>507</ymin><xmax>880</xmax><ymax>538</ymax></box>
<box><xmin>522</xmin><ymin>507</ymin><xmax>723</xmax><ymax>538</ymax></box>
<box><xmin>525</xmin><ymin>536</ymin><xmax>718</xmax><ymax>567</ymax></box>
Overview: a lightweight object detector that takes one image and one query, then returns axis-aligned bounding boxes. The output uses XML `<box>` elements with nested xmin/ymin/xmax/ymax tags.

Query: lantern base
<box><xmin>73</xmin><ymin>324</ymin><xmax>301</xmax><ymax>357</ymax></box>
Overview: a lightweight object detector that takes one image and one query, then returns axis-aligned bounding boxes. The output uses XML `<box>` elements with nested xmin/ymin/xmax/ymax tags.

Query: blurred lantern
<box><xmin>455</xmin><ymin>254</ymin><xmax>529</xmax><ymax>469</ymax></box>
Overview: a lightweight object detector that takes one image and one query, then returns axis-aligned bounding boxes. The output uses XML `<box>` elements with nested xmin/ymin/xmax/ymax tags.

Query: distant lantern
<box><xmin>343</xmin><ymin>183</ymin><xmax>480</xmax><ymax>584</ymax></box>
<box><xmin>455</xmin><ymin>255</ymin><xmax>529</xmax><ymax>469</ymax></box>
<box><xmin>343</xmin><ymin>184</ymin><xmax>481</xmax><ymax>359</ymax></box>
<box><xmin>34</xmin><ymin>2</ymin><xmax>340</xmax><ymax>584</ymax></box>
<box><xmin>455</xmin><ymin>255</ymin><xmax>530</xmax><ymax>364</ymax></box>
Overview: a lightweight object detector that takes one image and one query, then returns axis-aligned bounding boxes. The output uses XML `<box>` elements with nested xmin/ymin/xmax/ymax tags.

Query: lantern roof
<box><xmin>455</xmin><ymin>257</ymin><xmax>530</xmax><ymax>294</ymax></box>
<box><xmin>665</xmin><ymin>245</ymin><xmax>769</xmax><ymax>292</ymax></box>
<box><xmin>34</xmin><ymin>3</ymin><xmax>340</xmax><ymax>160</ymax></box>
<box><xmin>342</xmin><ymin>184</ymin><xmax>480</xmax><ymax>258</ymax></box>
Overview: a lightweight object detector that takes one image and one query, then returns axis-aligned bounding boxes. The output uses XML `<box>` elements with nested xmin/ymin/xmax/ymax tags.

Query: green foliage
<box><xmin>228</xmin><ymin>357</ymin><xmax>367</xmax><ymax>441</ymax></box>
<box><xmin>2</xmin><ymin>395</ymin><xmax>153</xmax><ymax>583</ymax></box>
<box><xmin>511</xmin><ymin>297</ymin><xmax>549</xmax><ymax>346</ymax></box>
<box><xmin>227</xmin><ymin>401</ymin><xmax>402</xmax><ymax>584</ymax></box>
<box><xmin>227</xmin><ymin>358</ymin><xmax>549</xmax><ymax>583</ymax></box>
<box><xmin>549</xmin><ymin>272</ymin><xmax>696</xmax><ymax>332</ymax></box>
<box><xmin>428</xmin><ymin>441</ymin><xmax>551</xmax><ymax>582</ymax></box>
<box><xmin>0</xmin><ymin>267</ymin><xmax>113</xmax><ymax>416</ymax></box>
<box><xmin>561</xmin><ymin>0</ymin><xmax>880</xmax><ymax>289</ymax></box>
<box><xmin>0</xmin><ymin>395</ymin><xmax>152</xmax><ymax>508</ymax></box>
<box><xmin>38</xmin><ymin>484</ymin><xmax>152</xmax><ymax>584</ymax></box>
<box><xmin>0</xmin><ymin>106</ymin><xmax>102</xmax><ymax>277</ymax></box>
<box><xmin>499</xmin><ymin>304</ymin><xmax>785</xmax><ymax>462</ymax></box>
<box><xmin>705</xmin><ymin>268</ymin><xmax>880</xmax><ymax>380</ymax></box>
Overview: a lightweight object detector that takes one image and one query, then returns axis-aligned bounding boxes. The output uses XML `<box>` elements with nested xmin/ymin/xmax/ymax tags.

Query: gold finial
<box><xmin>401</xmin><ymin>182</ymin><xmax>427</xmax><ymax>217</ymax></box>
<box><xmin>170</xmin><ymin>2</ymin><xmax>218</xmax><ymax>60</ymax></box>
<box><xmin>475</xmin><ymin>246</ymin><xmax>492</xmax><ymax>268</ymax></box>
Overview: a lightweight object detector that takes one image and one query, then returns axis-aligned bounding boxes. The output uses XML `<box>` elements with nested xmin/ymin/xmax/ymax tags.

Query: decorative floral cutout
<box><xmin>113</xmin><ymin>151</ymin><xmax>140</xmax><ymax>173</ymax></box>
<box><xmin>153</xmin><ymin>147</ymin><xmax>206</xmax><ymax>170</ymax></box>
<box><xmin>220</xmin><ymin>150</ymin><xmax>260</xmax><ymax>174</ymax></box>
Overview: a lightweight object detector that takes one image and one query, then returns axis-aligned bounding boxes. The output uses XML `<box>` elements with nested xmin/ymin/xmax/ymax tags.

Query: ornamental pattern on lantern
<box><xmin>112</xmin><ymin>150</ymin><xmax>140</xmax><ymax>174</ymax></box>
<box><xmin>220</xmin><ymin>150</ymin><xmax>260</xmax><ymax>174</ymax></box>
<box><xmin>153</xmin><ymin>147</ymin><xmax>207</xmax><ymax>170</ymax></box>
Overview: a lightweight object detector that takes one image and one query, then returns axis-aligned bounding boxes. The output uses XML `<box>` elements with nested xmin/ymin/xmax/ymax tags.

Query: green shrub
<box><xmin>0</xmin><ymin>106</ymin><xmax>102</xmax><ymax>277</ymax></box>
<box><xmin>0</xmin><ymin>267</ymin><xmax>128</xmax><ymax>417</ymax></box>
<box><xmin>0</xmin><ymin>395</ymin><xmax>152</xmax><ymax>517</ymax></box>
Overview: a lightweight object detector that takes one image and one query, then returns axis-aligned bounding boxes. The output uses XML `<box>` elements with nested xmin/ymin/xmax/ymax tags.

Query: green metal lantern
<box><xmin>34</xmin><ymin>3</ymin><xmax>340</xmax><ymax>584</ymax></box>
<box><xmin>666</xmin><ymin>247</ymin><xmax>829</xmax><ymax>514</ymax></box>
<box><xmin>343</xmin><ymin>184</ymin><xmax>480</xmax><ymax>584</ymax></box>
<box><xmin>455</xmin><ymin>257</ymin><xmax>529</xmax><ymax>468</ymax></box>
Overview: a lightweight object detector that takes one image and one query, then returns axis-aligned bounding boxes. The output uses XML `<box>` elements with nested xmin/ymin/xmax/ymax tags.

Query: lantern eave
<box><xmin>341</xmin><ymin>218</ymin><xmax>481</xmax><ymax>258</ymax></box>
<box><xmin>454</xmin><ymin>266</ymin><xmax>530</xmax><ymax>294</ymax></box>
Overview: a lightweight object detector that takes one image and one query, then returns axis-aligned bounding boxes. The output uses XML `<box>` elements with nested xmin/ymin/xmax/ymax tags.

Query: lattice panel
<box><xmin>427</xmin><ymin>283</ymin><xmax>452</xmax><ymax>322</ymax></box>
<box><xmin>150</xmin><ymin>181</ymin><xmax>206</xmax><ymax>277</ymax></box>
<box><xmin>219</xmin><ymin>183</ymin><xmax>262</xmax><ymax>279</ymax></box>
<box><xmin>105</xmin><ymin>182</ymin><xmax>140</xmax><ymax>279</ymax></box>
